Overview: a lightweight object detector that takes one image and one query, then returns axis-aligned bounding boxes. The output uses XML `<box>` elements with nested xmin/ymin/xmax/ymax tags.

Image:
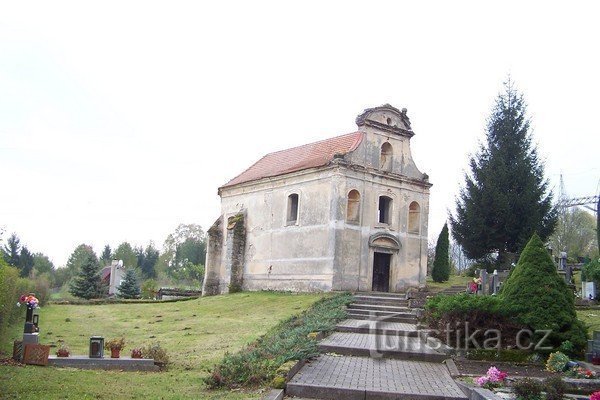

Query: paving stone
<box><xmin>287</xmin><ymin>355</ymin><xmax>466</xmax><ymax>400</ymax></box>
<box><xmin>318</xmin><ymin>332</ymin><xmax>446</xmax><ymax>362</ymax></box>
<box><xmin>336</xmin><ymin>319</ymin><xmax>419</xmax><ymax>337</ymax></box>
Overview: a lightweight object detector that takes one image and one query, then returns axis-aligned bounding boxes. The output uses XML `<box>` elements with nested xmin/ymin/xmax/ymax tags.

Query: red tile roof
<box><xmin>221</xmin><ymin>132</ymin><xmax>364</xmax><ymax>188</ymax></box>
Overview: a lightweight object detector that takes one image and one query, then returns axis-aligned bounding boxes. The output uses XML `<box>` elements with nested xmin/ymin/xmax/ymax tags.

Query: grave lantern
<box><xmin>89</xmin><ymin>336</ymin><xmax>104</xmax><ymax>358</ymax></box>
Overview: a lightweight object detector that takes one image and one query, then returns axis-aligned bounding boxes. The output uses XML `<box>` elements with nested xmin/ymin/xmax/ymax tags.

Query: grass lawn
<box><xmin>577</xmin><ymin>309</ymin><xmax>600</xmax><ymax>337</ymax></box>
<box><xmin>425</xmin><ymin>274</ymin><xmax>471</xmax><ymax>291</ymax></box>
<box><xmin>0</xmin><ymin>291</ymin><xmax>324</xmax><ymax>399</ymax></box>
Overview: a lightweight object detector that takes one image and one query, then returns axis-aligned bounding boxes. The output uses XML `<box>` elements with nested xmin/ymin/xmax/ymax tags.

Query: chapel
<box><xmin>202</xmin><ymin>104</ymin><xmax>431</xmax><ymax>295</ymax></box>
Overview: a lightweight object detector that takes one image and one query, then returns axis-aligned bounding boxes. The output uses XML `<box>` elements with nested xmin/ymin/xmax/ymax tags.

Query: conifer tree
<box><xmin>450</xmin><ymin>79</ymin><xmax>557</xmax><ymax>267</ymax></box>
<box><xmin>100</xmin><ymin>245</ymin><xmax>112</xmax><ymax>265</ymax></box>
<box><xmin>18</xmin><ymin>246</ymin><xmax>34</xmax><ymax>278</ymax></box>
<box><xmin>69</xmin><ymin>252</ymin><xmax>103</xmax><ymax>299</ymax></box>
<box><xmin>501</xmin><ymin>233</ymin><xmax>587</xmax><ymax>352</ymax></box>
<box><xmin>117</xmin><ymin>268</ymin><xmax>141</xmax><ymax>299</ymax></box>
<box><xmin>431</xmin><ymin>223</ymin><xmax>450</xmax><ymax>282</ymax></box>
<box><xmin>2</xmin><ymin>233</ymin><xmax>20</xmax><ymax>267</ymax></box>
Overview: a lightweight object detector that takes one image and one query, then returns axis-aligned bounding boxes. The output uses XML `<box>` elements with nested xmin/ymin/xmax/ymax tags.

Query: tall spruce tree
<box><xmin>117</xmin><ymin>268</ymin><xmax>140</xmax><ymax>299</ymax></box>
<box><xmin>100</xmin><ymin>245</ymin><xmax>112</xmax><ymax>265</ymax></box>
<box><xmin>69</xmin><ymin>252</ymin><xmax>103</xmax><ymax>299</ymax></box>
<box><xmin>141</xmin><ymin>243</ymin><xmax>159</xmax><ymax>279</ymax></box>
<box><xmin>2</xmin><ymin>233</ymin><xmax>21</xmax><ymax>267</ymax></box>
<box><xmin>431</xmin><ymin>223</ymin><xmax>450</xmax><ymax>282</ymax></box>
<box><xmin>450</xmin><ymin>79</ymin><xmax>557</xmax><ymax>267</ymax></box>
<box><xmin>18</xmin><ymin>246</ymin><xmax>34</xmax><ymax>278</ymax></box>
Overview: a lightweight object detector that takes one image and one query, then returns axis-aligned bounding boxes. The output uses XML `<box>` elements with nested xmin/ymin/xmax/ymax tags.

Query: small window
<box><xmin>287</xmin><ymin>194</ymin><xmax>299</xmax><ymax>224</ymax></box>
<box><xmin>378</xmin><ymin>196</ymin><xmax>392</xmax><ymax>224</ymax></box>
<box><xmin>408</xmin><ymin>202</ymin><xmax>420</xmax><ymax>234</ymax></box>
<box><xmin>380</xmin><ymin>142</ymin><xmax>393</xmax><ymax>171</ymax></box>
<box><xmin>346</xmin><ymin>190</ymin><xmax>361</xmax><ymax>223</ymax></box>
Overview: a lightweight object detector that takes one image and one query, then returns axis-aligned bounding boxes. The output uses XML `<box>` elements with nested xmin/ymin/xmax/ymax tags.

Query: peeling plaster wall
<box><xmin>204</xmin><ymin>106</ymin><xmax>431</xmax><ymax>295</ymax></box>
<box><xmin>202</xmin><ymin>216</ymin><xmax>224</xmax><ymax>295</ymax></box>
<box><xmin>219</xmin><ymin>169</ymin><xmax>335</xmax><ymax>292</ymax></box>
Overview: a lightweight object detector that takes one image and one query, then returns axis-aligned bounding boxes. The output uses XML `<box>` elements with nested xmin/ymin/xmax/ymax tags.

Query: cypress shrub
<box><xmin>501</xmin><ymin>233</ymin><xmax>587</xmax><ymax>354</ymax></box>
<box><xmin>432</xmin><ymin>223</ymin><xmax>450</xmax><ymax>282</ymax></box>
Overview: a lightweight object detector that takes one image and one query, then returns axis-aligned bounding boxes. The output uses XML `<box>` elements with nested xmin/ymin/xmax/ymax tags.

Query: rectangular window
<box><xmin>287</xmin><ymin>194</ymin><xmax>299</xmax><ymax>224</ymax></box>
<box><xmin>378</xmin><ymin>196</ymin><xmax>392</xmax><ymax>224</ymax></box>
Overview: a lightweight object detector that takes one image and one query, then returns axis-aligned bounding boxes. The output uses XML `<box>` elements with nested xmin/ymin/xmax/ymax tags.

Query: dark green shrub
<box><xmin>431</xmin><ymin>223</ymin><xmax>450</xmax><ymax>282</ymax></box>
<box><xmin>513</xmin><ymin>378</ymin><xmax>543</xmax><ymax>400</ymax></box>
<box><xmin>543</xmin><ymin>375</ymin><xmax>566</xmax><ymax>400</ymax></box>
<box><xmin>466</xmin><ymin>349</ymin><xmax>531</xmax><ymax>363</ymax></box>
<box><xmin>582</xmin><ymin>257</ymin><xmax>600</xmax><ymax>283</ymax></box>
<box><xmin>204</xmin><ymin>292</ymin><xmax>352</xmax><ymax>388</ymax></box>
<box><xmin>501</xmin><ymin>234</ymin><xmax>587</xmax><ymax>354</ymax></box>
<box><xmin>424</xmin><ymin>293</ymin><xmax>525</xmax><ymax>348</ymax></box>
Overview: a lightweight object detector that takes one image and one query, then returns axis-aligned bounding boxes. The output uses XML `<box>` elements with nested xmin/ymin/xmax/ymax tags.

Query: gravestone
<box><xmin>583</xmin><ymin>282</ymin><xmax>596</xmax><ymax>300</ymax></box>
<box><xmin>586</xmin><ymin>331</ymin><xmax>600</xmax><ymax>364</ymax></box>
<box><xmin>478</xmin><ymin>269</ymin><xmax>488</xmax><ymax>295</ymax></box>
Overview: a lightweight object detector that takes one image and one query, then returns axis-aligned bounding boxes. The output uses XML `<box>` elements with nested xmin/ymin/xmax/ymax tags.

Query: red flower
<box><xmin>20</xmin><ymin>295</ymin><xmax>26</xmax><ymax>302</ymax></box>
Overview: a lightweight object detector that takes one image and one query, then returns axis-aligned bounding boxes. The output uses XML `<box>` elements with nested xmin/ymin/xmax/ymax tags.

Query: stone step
<box><xmin>318</xmin><ymin>332</ymin><xmax>447</xmax><ymax>362</ymax></box>
<box><xmin>347</xmin><ymin>313</ymin><xmax>417</xmax><ymax>324</ymax></box>
<box><xmin>354</xmin><ymin>293</ymin><xmax>407</xmax><ymax>300</ymax></box>
<box><xmin>351</xmin><ymin>298</ymin><xmax>409</xmax><ymax>306</ymax></box>
<box><xmin>346</xmin><ymin>308</ymin><xmax>416</xmax><ymax>318</ymax></box>
<box><xmin>286</xmin><ymin>354</ymin><xmax>467</xmax><ymax>400</ymax></box>
<box><xmin>335</xmin><ymin>319</ymin><xmax>421</xmax><ymax>337</ymax></box>
<box><xmin>348</xmin><ymin>303</ymin><xmax>412</xmax><ymax>313</ymax></box>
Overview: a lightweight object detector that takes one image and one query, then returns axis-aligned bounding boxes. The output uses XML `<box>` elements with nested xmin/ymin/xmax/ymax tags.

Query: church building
<box><xmin>202</xmin><ymin>105</ymin><xmax>431</xmax><ymax>295</ymax></box>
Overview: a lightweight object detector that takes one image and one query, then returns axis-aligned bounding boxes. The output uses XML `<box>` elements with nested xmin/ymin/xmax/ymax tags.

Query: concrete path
<box><xmin>286</xmin><ymin>292</ymin><xmax>467</xmax><ymax>400</ymax></box>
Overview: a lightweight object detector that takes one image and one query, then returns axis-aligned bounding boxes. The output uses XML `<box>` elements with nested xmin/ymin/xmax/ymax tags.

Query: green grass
<box><xmin>577</xmin><ymin>309</ymin><xmax>600</xmax><ymax>337</ymax></box>
<box><xmin>207</xmin><ymin>292</ymin><xmax>352</xmax><ymax>388</ymax></box>
<box><xmin>425</xmin><ymin>274</ymin><xmax>471</xmax><ymax>291</ymax></box>
<box><xmin>0</xmin><ymin>291</ymin><xmax>324</xmax><ymax>399</ymax></box>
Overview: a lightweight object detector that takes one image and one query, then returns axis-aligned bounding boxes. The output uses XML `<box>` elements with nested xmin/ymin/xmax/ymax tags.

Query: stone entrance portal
<box><xmin>372</xmin><ymin>252</ymin><xmax>391</xmax><ymax>292</ymax></box>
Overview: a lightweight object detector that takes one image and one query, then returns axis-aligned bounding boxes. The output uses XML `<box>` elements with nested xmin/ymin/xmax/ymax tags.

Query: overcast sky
<box><xmin>1</xmin><ymin>1</ymin><xmax>598</xmax><ymax>267</ymax></box>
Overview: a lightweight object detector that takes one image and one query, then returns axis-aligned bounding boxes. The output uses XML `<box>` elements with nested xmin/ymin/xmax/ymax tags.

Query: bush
<box><xmin>543</xmin><ymin>375</ymin><xmax>566</xmax><ymax>400</ymax></box>
<box><xmin>142</xmin><ymin>342</ymin><xmax>170</xmax><ymax>367</ymax></box>
<box><xmin>0</xmin><ymin>262</ymin><xmax>35</xmax><ymax>338</ymax></box>
<box><xmin>466</xmin><ymin>349</ymin><xmax>531</xmax><ymax>363</ymax></box>
<box><xmin>545</xmin><ymin>351</ymin><xmax>569</xmax><ymax>373</ymax></box>
<box><xmin>204</xmin><ymin>292</ymin><xmax>353</xmax><ymax>388</ymax></box>
<box><xmin>512</xmin><ymin>378</ymin><xmax>543</xmax><ymax>400</ymax></box>
<box><xmin>582</xmin><ymin>257</ymin><xmax>600</xmax><ymax>283</ymax></box>
<box><xmin>141</xmin><ymin>279</ymin><xmax>158</xmax><ymax>299</ymax></box>
<box><xmin>424</xmin><ymin>293</ymin><xmax>525</xmax><ymax>348</ymax></box>
<box><xmin>501</xmin><ymin>234</ymin><xmax>587</xmax><ymax>355</ymax></box>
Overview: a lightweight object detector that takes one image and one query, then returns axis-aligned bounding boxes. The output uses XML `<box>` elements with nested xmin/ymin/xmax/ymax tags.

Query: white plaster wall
<box><xmin>208</xmin><ymin>106</ymin><xmax>431</xmax><ymax>294</ymax></box>
<box><xmin>219</xmin><ymin>169</ymin><xmax>335</xmax><ymax>292</ymax></box>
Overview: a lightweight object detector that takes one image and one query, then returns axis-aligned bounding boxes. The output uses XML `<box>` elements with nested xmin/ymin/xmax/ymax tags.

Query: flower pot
<box><xmin>57</xmin><ymin>351</ymin><xmax>69</xmax><ymax>357</ymax></box>
<box><xmin>110</xmin><ymin>348</ymin><xmax>121</xmax><ymax>358</ymax></box>
<box><xmin>131</xmin><ymin>350</ymin><xmax>143</xmax><ymax>359</ymax></box>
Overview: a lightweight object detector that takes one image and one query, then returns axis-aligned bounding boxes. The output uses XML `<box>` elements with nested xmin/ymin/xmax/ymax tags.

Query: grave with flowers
<box><xmin>11</xmin><ymin>292</ymin><xmax>158</xmax><ymax>371</ymax></box>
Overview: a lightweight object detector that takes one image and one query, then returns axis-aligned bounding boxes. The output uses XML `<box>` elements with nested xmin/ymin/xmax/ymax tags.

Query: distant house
<box><xmin>203</xmin><ymin>105</ymin><xmax>432</xmax><ymax>295</ymax></box>
<box><xmin>101</xmin><ymin>260</ymin><xmax>125</xmax><ymax>296</ymax></box>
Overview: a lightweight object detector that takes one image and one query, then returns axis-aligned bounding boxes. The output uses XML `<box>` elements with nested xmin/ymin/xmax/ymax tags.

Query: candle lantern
<box><xmin>89</xmin><ymin>336</ymin><xmax>104</xmax><ymax>358</ymax></box>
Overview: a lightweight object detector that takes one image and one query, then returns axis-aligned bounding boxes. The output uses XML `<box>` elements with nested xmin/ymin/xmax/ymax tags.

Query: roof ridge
<box><xmin>220</xmin><ymin>131</ymin><xmax>364</xmax><ymax>189</ymax></box>
<box><xmin>264</xmin><ymin>131</ymin><xmax>361</xmax><ymax>157</ymax></box>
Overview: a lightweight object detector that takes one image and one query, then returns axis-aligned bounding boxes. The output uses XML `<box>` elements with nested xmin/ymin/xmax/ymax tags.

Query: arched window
<box><xmin>287</xmin><ymin>193</ymin><xmax>299</xmax><ymax>224</ymax></box>
<box><xmin>378</xmin><ymin>196</ymin><xmax>393</xmax><ymax>224</ymax></box>
<box><xmin>380</xmin><ymin>142</ymin><xmax>393</xmax><ymax>171</ymax></box>
<box><xmin>346</xmin><ymin>190</ymin><xmax>360</xmax><ymax>223</ymax></box>
<box><xmin>408</xmin><ymin>201</ymin><xmax>420</xmax><ymax>234</ymax></box>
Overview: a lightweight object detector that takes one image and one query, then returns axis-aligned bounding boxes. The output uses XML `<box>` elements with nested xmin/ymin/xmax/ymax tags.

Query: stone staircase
<box><xmin>286</xmin><ymin>292</ymin><xmax>467</xmax><ymax>400</ymax></box>
<box><xmin>438</xmin><ymin>285</ymin><xmax>467</xmax><ymax>295</ymax></box>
